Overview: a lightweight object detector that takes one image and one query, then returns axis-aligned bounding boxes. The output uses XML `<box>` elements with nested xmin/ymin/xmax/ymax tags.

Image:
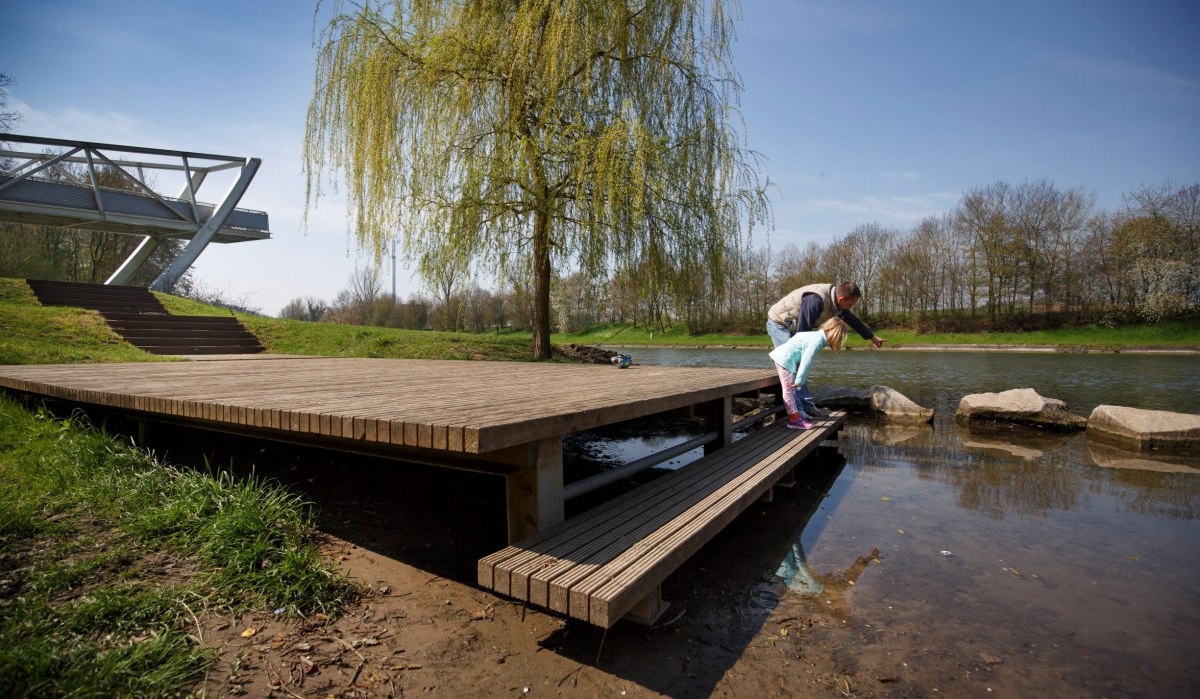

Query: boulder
<box><xmin>955</xmin><ymin>388</ymin><xmax>1087</xmax><ymax>431</ymax></box>
<box><xmin>868</xmin><ymin>385</ymin><xmax>934</xmax><ymax>424</ymax></box>
<box><xmin>814</xmin><ymin>384</ymin><xmax>934</xmax><ymax>423</ymax></box>
<box><xmin>1087</xmin><ymin>405</ymin><xmax>1200</xmax><ymax>452</ymax></box>
<box><xmin>734</xmin><ymin>396</ymin><xmax>764</xmax><ymax>417</ymax></box>
<box><xmin>812</xmin><ymin>385</ymin><xmax>871</xmax><ymax>412</ymax></box>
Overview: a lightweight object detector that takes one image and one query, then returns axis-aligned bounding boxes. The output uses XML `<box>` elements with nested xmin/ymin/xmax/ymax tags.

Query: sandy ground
<box><xmin>188</xmin><ymin>438</ymin><xmax>929</xmax><ymax>699</ymax></box>
<box><xmin>200</xmin><ymin>528</ymin><xmax>901</xmax><ymax>699</ymax></box>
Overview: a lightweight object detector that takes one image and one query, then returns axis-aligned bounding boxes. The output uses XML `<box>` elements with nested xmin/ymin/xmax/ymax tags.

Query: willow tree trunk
<box><xmin>532</xmin><ymin>206</ymin><xmax>553</xmax><ymax>360</ymax></box>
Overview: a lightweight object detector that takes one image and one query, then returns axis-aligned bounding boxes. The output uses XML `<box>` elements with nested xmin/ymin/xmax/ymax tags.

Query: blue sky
<box><xmin>2</xmin><ymin>0</ymin><xmax>1197</xmax><ymax>315</ymax></box>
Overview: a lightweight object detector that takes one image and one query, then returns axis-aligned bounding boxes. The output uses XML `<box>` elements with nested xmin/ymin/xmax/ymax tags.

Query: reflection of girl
<box><xmin>768</xmin><ymin>316</ymin><xmax>849</xmax><ymax>429</ymax></box>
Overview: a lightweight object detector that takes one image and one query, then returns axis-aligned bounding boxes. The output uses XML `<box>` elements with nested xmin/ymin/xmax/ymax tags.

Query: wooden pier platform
<box><xmin>0</xmin><ymin>357</ymin><xmax>783</xmax><ymax>542</ymax></box>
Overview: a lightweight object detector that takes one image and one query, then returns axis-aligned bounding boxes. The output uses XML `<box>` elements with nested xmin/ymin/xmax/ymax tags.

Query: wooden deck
<box><xmin>0</xmin><ymin>357</ymin><xmax>779</xmax><ymax>541</ymax></box>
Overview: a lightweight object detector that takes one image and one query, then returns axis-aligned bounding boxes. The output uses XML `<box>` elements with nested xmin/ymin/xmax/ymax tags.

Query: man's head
<box><xmin>834</xmin><ymin>281</ymin><xmax>863</xmax><ymax>311</ymax></box>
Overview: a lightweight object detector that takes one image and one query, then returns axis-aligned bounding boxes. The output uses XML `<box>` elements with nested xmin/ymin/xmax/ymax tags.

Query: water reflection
<box><xmin>1088</xmin><ymin>442</ymin><xmax>1200</xmax><ymax>474</ymax></box>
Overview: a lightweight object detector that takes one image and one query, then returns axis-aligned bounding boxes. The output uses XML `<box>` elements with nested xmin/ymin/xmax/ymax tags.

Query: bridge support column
<box><xmin>151</xmin><ymin>157</ymin><xmax>261</xmax><ymax>292</ymax></box>
<box><xmin>106</xmin><ymin>236</ymin><xmax>162</xmax><ymax>285</ymax></box>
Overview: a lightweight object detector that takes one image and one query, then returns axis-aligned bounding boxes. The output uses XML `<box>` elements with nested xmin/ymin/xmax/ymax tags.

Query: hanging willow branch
<box><xmin>305</xmin><ymin>0</ymin><xmax>771</xmax><ymax>356</ymax></box>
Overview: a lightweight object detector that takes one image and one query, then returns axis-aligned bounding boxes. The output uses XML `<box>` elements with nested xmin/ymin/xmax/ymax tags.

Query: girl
<box><xmin>768</xmin><ymin>316</ymin><xmax>849</xmax><ymax>429</ymax></box>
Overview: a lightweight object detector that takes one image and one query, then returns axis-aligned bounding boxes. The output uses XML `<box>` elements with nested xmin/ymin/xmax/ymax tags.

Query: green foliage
<box><xmin>0</xmin><ymin>397</ymin><xmax>360</xmax><ymax>696</ymax></box>
<box><xmin>306</xmin><ymin>0</ymin><xmax>769</xmax><ymax>357</ymax></box>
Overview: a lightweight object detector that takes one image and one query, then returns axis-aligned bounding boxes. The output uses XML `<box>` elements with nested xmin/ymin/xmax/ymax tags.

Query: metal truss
<box><xmin>0</xmin><ymin>133</ymin><xmax>268</xmax><ymax>291</ymax></box>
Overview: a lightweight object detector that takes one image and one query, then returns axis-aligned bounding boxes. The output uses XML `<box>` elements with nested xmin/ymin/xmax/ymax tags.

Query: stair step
<box><xmin>128</xmin><ymin>336</ymin><xmax>261</xmax><ymax>347</ymax></box>
<box><xmin>107</xmin><ymin>322</ymin><xmax>249</xmax><ymax>334</ymax></box>
<box><xmin>26</xmin><ymin>278</ymin><xmax>264</xmax><ymax>356</ymax></box>
<box><xmin>138</xmin><ymin>345</ymin><xmax>264</xmax><ymax>355</ymax></box>
<box><xmin>117</xmin><ymin>330</ymin><xmax>256</xmax><ymax>340</ymax></box>
<box><xmin>48</xmin><ymin>303</ymin><xmax>167</xmax><ymax>314</ymax></box>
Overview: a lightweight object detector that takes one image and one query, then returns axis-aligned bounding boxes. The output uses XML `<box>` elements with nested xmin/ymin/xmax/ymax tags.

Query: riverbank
<box><xmin>599</xmin><ymin>342</ymin><xmax>1200</xmax><ymax>354</ymax></box>
<box><xmin>551</xmin><ymin>319</ymin><xmax>1200</xmax><ymax>353</ymax></box>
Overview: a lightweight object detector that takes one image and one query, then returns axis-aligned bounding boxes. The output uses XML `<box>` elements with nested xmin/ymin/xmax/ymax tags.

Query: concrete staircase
<box><xmin>26</xmin><ymin>279</ymin><xmax>264</xmax><ymax>355</ymax></box>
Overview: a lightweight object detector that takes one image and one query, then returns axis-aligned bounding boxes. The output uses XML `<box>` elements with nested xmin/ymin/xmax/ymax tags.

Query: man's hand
<box><xmin>870</xmin><ymin>336</ymin><xmax>888</xmax><ymax>348</ymax></box>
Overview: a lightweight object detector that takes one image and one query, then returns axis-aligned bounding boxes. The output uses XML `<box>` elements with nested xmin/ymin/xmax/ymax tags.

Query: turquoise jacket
<box><xmin>768</xmin><ymin>329</ymin><xmax>828</xmax><ymax>385</ymax></box>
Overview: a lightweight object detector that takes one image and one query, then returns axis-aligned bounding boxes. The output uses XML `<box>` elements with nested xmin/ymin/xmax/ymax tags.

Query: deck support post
<box><xmin>136</xmin><ymin>417</ymin><xmax>151</xmax><ymax>449</ymax></box>
<box><xmin>697</xmin><ymin>396</ymin><xmax>732</xmax><ymax>454</ymax></box>
<box><xmin>622</xmin><ymin>584</ymin><xmax>668</xmax><ymax>626</ymax></box>
<box><xmin>505</xmin><ymin>436</ymin><xmax>564</xmax><ymax>543</ymax></box>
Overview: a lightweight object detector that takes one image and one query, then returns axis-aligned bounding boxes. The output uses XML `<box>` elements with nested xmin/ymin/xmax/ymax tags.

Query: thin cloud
<box><xmin>1035</xmin><ymin>50</ymin><xmax>1200</xmax><ymax>100</ymax></box>
<box><xmin>808</xmin><ymin>192</ymin><xmax>957</xmax><ymax>224</ymax></box>
<box><xmin>13</xmin><ymin>99</ymin><xmax>162</xmax><ymax>147</ymax></box>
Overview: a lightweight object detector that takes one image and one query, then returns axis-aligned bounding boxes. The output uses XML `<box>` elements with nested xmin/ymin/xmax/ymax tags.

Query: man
<box><xmin>766</xmin><ymin>281</ymin><xmax>887</xmax><ymax>417</ymax></box>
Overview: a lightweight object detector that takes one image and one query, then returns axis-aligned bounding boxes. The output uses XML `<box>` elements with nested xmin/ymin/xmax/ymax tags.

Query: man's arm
<box><xmin>841</xmin><ymin>309</ymin><xmax>888</xmax><ymax>347</ymax></box>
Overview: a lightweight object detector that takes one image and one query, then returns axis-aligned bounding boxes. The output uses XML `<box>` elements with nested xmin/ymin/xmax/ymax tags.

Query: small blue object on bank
<box><xmin>611</xmin><ymin>354</ymin><xmax>632</xmax><ymax>368</ymax></box>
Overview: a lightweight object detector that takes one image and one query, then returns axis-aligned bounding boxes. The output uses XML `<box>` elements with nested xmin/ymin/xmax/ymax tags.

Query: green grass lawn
<box><xmin>549</xmin><ymin>320</ymin><xmax>1200</xmax><ymax>349</ymax></box>
<box><xmin>241</xmin><ymin>315</ymin><xmax>554</xmax><ymax>361</ymax></box>
<box><xmin>0</xmin><ymin>278</ymin><xmax>559</xmax><ymax>364</ymax></box>
<box><xmin>0</xmin><ymin>395</ymin><xmax>357</xmax><ymax>698</ymax></box>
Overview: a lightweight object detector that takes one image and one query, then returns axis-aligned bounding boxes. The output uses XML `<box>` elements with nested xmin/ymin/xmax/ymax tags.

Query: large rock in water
<box><xmin>814</xmin><ymin>384</ymin><xmax>933</xmax><ymax>423</ymax></box>
<box><xmin>868</xmin><ymin>385</ymin><xmax>934</xmax><ymax>424</ymax></box>
<box><xmin>1087</xmin><ymin>405</ymin><xmax>1200</xmax><ymax>452</ymax></box>
<box><xmin>812</xmin><ymin>385</ymin><xmax>871</xmax><ymax>411</ymax></box>
<box><xmin>955</xmin><ymin>388</ymin><xmax>1086</xmax><ymax>431</ymax></box>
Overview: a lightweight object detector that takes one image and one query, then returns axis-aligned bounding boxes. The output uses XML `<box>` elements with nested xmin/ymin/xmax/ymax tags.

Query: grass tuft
<box><xmin>0</xmin><ymin>395</ymin><xmax>359</xmax><ymax>696</ymax></box>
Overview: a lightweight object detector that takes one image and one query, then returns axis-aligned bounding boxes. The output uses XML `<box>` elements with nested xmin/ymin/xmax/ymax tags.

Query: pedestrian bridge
<box><xmin>0</xmin><ymin>134</ymin><xmax>268</xmax><ymax>291</ymax></box>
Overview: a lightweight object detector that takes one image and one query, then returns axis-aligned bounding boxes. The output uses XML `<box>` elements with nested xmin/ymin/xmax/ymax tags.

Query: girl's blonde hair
<box><xmin>822</xmin><ymin>317</ymin><xmax>849</xmax><ymax>351</ymax></box>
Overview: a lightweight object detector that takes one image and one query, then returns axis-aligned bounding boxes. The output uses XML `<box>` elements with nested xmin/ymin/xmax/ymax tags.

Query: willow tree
<box><xmin>305</xmin><ymin>0</ymin><xmax>769</xmax><ymax>358</ymax></box>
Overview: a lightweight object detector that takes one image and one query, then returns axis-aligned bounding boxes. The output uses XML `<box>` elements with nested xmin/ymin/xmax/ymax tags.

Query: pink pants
<box><xmin>774</xmin><ymin>363</ymin><xmax>801</xmax><ymax>415</ymax></box>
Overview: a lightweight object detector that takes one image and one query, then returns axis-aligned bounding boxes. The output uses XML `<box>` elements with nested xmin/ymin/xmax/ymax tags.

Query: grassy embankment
<box><xmin>550</xmin><ymin>320</ymin><xmax>1200</xmax><ymax>350</ymax></box>
<box><xmin>158</xmin><ymin>291</ymin><xmax>558</xmax><ymax>361</ymax></box>
<box><xmin>0</xmin><ymin>396</ymin><xmax>358</xmax><ymax>697</ymax></box>
<box><xmin>0</xmin><ymin>277</ymin><xmax>545</xmax><ymax>364</ymax></box>
<box><xmin>0</xmin><ymin>278</ymin><xmax>170</xmax><ymax>365</ymax></box>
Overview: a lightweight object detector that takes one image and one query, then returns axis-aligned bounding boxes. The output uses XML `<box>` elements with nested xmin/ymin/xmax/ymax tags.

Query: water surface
<box><xmin>593</xmin><ymin>347</ymin><xmax>1200</xmax><ymax>697</ymax></box>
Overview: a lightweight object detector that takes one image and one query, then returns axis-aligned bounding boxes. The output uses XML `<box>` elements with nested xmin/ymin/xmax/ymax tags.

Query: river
<box><xmin>590</xmin><ymin>347</ymin><xmax>1200</xmax><ymax>697</ymax></box>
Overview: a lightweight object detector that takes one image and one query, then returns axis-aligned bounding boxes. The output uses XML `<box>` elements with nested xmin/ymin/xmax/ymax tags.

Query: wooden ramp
<box><xmin>478</xmin><ymin>411</ymin><xmax>845</xmax><ymax>628</ymax></box>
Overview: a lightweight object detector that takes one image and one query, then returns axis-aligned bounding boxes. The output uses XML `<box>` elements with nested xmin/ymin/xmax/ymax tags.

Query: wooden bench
<box><xmin>477</xmin><ymin>411</ymin><xmax>845</xmax><ymax>628</ymax></box>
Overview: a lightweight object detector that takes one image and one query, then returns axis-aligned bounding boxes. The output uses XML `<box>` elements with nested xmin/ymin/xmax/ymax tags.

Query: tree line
<box><xmin>286</xmin><ymin>179</ymin><xmax>1198</xmax><ymax>334</ymax></box>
